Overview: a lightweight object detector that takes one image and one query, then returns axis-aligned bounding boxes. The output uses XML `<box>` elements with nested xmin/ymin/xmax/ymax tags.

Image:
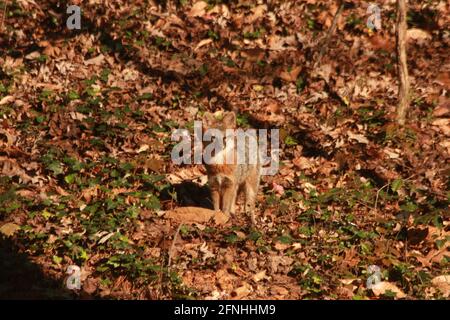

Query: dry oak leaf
<box><xmin>165</xmin><ymin>207</ymin><xmax>229</xmax><ymax>225</ymax></box>
<box><xmin>432</xmin><ymin>97</ymin><xmax>450</xmax><ymax>117</ymax></box>
<box><xmin>188</xmin><ymin>1</ymin><xmax>208</xmax><ymax>17</ymax></box>
<box><xmin>166</xmin><ymin>167</ymin><xmax>206</xmax><ymax>185</ymax></box>
<box><xmin>348</xmin><ymin>131</ymin><xmax>369</xmax><ymax>144</ymax></box>
<box><xmin>253</xmin><ymin>270</ymin><xmax>269</xmax><ymax>283</ymax></box>
<box><xmin>0</xmin><ymin>223</ymin><xmax>20</xmax><ymax>237</ymax></box>
<box><xmin>279</xmin><ymin>66</ymin><xmax>301</xmax><ymax>82</ymax></box>
<box><xmin>432</xmin><ymin>118</ymin><xmax>450</xmax><ymax>136</ymax></box>
<box><xmin>194</xmin><ymin>38</ymin><xmax>213</xmax><ymax>51</ymax></box>
<box><xmin>0</xmin><ymin>95</ymin><xmax>14</xmax><ymax>105</ymax></box>
<box><xmin>370</xmin><ymin>281</ymin><xmax>406</xmax><ymax>298</ymax></box>
<box><xmin>84</xmin><ymin>54</ymin><xmax>105</xmax><ymax>66</ymax></box>
<box><xmin>431</xmin><ymin>275</ymin><xmax>450</xmax><ymax>298</ymax></box>
<box><xmin>232</xmin><ymin>282</ymin><xmax>252</xmax><ymax>299</ymax></box>
<box><xmin>216</xmin><ymin>268</ymin><xmax>237</xmax><ymax>292</ymax></box>
<box><xmin>415</xmin><ymin>242</ymin><xmax>449</xmax><ymax>268</ymax></box>
<box><xmin>407</xmin><ymin>28</ymin><xmax>432</xmax><ymax>44</ymax></box>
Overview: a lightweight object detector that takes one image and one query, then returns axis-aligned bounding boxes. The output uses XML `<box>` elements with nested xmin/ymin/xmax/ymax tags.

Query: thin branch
<box><xmin>374</xmin><ymin>183</ymin><xmax>390</xmax><ymax>211</ymax></box>
<box><xmin>314</xmin><ymin>0</ymin><xmax>344</xmax><ymax>68</ymax></box>
<box><xmin>396</xmin><ymin>0</ymin><xmax>410</xmax><ymax>125</ymax></box>
<box><xmin>168</xmin><ymin>223</ymin><xmax>183</xmax><ymax>270</ymax></box>
<box><xmin>0</xmin><ymin>0</ymin><xmax>8</xmax><ymax>32</ymax></box>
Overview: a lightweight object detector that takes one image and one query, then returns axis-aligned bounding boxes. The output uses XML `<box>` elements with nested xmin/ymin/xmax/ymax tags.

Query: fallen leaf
<box><xmin>194</xmin><ymin>38</ymin><xmax>213</xmax><ymax>51</ymax></box>
<box><xmin>232</xmin><ymin>282</ymin><xmax>252</xmax><ymax>299</ymax></box>
<box><xmin>253</xmin><ymin>270</ymin><xmax>268</xmax><ymax>282</ymax></box>
<box><xmin>370</xmin><ymin>281</ymin><xmax>406</xmax><ymax>298</ymax></box>
<box><xmin>199</xmin><ymin>242</ymin><xmax>215</xmax><ymax>261</ymax></box>
<box><xmin>431</xmin><ymin>275</ymin><xmax>450</xmax><ymax>297</ymax></box>
<box><xmin>25</xmin><ymin>51</ymin><xmax>40</xmax><ymax>60</ymax></box>
<box><xmin>0</xmin><ymin>95</ymin><xmax>14</xmax><ymax>105</ymax></box>
<box><xmin>84</xmin><ymin>54</ymin><xmax>105</xmax><ymax>66</ymax></box>
<box><xmin>407</xmin><ymin>28</ymin><xmax>432</xmax><ymax>44</ymax></box>
<box><xmin>188</xmin><ymin>1</ymin><xmax>208</xmax><ymax>17</ymax></box>
<box><xmin>0</xmin><ymin>223</ymin><xmax>20</xmax><ymax>237</ymax></box>
<box><xmin>348</xmin><ymin>131</ymin><xmax>369</xmax><ymax>144</ymax></box>
<box><xmin>279</xmin><ymin>66</ymin><xmax>301</xmax><ymax>82</ymax></box>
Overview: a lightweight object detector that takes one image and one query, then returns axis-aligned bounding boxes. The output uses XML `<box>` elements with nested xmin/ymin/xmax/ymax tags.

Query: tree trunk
<box><xmin>396</xmin><ymin>0</ymin><xmax>410</xmax><ymax>125</ymax></box>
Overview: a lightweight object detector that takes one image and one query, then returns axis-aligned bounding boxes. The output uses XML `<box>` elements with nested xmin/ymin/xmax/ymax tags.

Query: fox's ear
<box><xmin>203</xmin><ymin>112</ymin><xmax>216</xmax><ymax>127</ymax></box>
<box><xmin>223</xmin><ymin>112</ymin><xmax>236</xmax><ymax>127</ymax></box>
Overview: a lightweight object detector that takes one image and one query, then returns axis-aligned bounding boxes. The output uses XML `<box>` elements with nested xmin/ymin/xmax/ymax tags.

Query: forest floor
<box><xmin>0</xmin><ymin>0</ymin><xmax>449</xmax><ymax>299</ymax></box>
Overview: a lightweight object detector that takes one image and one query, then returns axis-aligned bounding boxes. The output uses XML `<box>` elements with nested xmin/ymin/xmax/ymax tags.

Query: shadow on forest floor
<box><xmin>0</xmin><ymin>237</ymin><xmax>82</xmax><ymax>299</ymax></box>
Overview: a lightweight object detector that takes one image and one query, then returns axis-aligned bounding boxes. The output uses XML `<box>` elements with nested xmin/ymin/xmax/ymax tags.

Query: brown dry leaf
<box><xmin>432</xmin><ymin>118</ymin><xmax>450</xmax><ymax>136</ymax></box>
<box><xmin>0</xmin><ymin>95</ymin><xmax>14</xmax><ymax>105</ymax></box>
<box><xmin>199</xmin><ymin>242</ymin><xmax>215</xmax><ymax>261</ymax></box>
<box><xmin>0</xmin><ymin>156</ymin><xmax>34</xmax><ymax>184</ymax></box>
<box><xmin>84</xmin><ymin>54</ymin><xmax>105</xmax><ymax>66</ymax></box>
<box><xmin>384</xmin><ymin>147</ymin><xmax>401</xmax><ymax>159</ymax></box>
<box><xmin>234</xmin><ymin>230</ymin><xmax>246</xmax><ymax>240</ymax></box>
<box><xmin>15</xmin><ymin>189</ymin><xmax>36</xmax><ymax>198</ymax></box>
<box><xmin>368</xmin><ymin>34</ymin><xmax>395</xmax><ymax>51</ymax></box>
<box><xmin>416</xmin><ymin>242</ymin><xmax>449</xmax><ymax>268</ymax></box>
<box><xmin>432</xmin><ymin>97</ymin><xmax>450</xmax><ymax>117</ymax></box>
<box><xmin>407</xmin><ymin>28</ymin><xmax>432</xmax><ymax>44</ymax></box>
<box><xmin>240</xmin><ymin>48</ymin><xmax>265</xmax><ymax>62</ymax></box>
<box><xmin>274</xmin><ymin>241</ymin><xmax>290</xmax><ymax>251</ymax></box>
<box><xmin>25</xmin><ymin>51</ymin><xmax>40</xmax><ymax>60</ymax></box>
<box><xmin>340</xmin><ymin>278</ymin><xmax>358</xmax><ymax>285</ymax></box>
<box><xmin>194</xmin><ymin>38</ymin><xmax>213</xmax><ymax>51</ymax></box>
<box><xmin>341</xmin><ymin>247</ymin><xmax>361</xmax><ymax>269</ymax></box>
<box><xmin>248</xmin><ymin>4</ymin><xmax>267</xmax><ymax>23</ymax></box>
<box><xmin>0</xmin><ymin>223</ymin><xmax>21</xmax><ymax>237</ymax></box>
<box><xmin>370</xmin><ymin>281</ymin><xmax>406</xmax><ymax>298</ymax></box>
<box><xmin>253</xmin><ymin>270</ymin><xmax>269</xmax><ymax>282</ymax></box>
<box><xmin>216</xmin><ymin>268</ymin><xmax>236</xmax><ymax>292</ymax></box>
<box><xmin>313</xmin><ymin>63</ymin><xmax>332</xmax><ymax>83</ymax></box>
<box><xmin>267</xmin><ymin>255</ymin><xmax>294</xmax><ymax>274</ymax></box>
<box><xmin>82</xmin><ymin>277</ymin><xmax>98</xmax><ymax>295</ymax></box>
<box><xmin>81</xmin><ymin>185</ymin><xmax>99</xmax><ymax>203</ymax></box>
<box><xmin>165</xmin><ymin>207</ymin><xmax>229</xmax><ymax>225</ymax></box>
<box><xmin>43</xmin><ymin>43</ymin><xmax>61</xmax><ymax>57</ymax></box>
<box><xmin>347</xmin><ymin>131</ymin><xmax>369</xmax><ymax>144</ymax></box>
<box><xmin>0</xmin><ymin>128</ymin><xmax>16</xmax><ymax>146</ymax></box>
<box><xmin>188</xmin><ymin>1</ymin><xmax>208</xmax><ymax>17</ymax></box>
<box><xmin>144</xmin><ymin>158</ymin><xmax>165</xmax><ymax>173</ymax></box>
<box><xmin>166</xmin><ymin>167</ymin><xmax>205</xmax><ymax>184</ymax></box>
<box><xmin>270</xmin><ymin>285</ymin><xmax>289</xmax><ymax>297</ymax></box>
<box><xmin>279</xmin><ymin>66</ymin><xmax>301</xmax><ymax>82</ymax></box>
<box><xmin>137</xmin><ymin>144</ymin><xmax>149</xmax><ymax>153</ymax></box>
<box><xmin>431</xmin><ymin>275</ymin><xmax>450</xmax><ymax>298</ymax></box>
<box><xmin>232</xmin><ymin>282</ymin><xmax>252</xmax><ymax>299</ymax></box>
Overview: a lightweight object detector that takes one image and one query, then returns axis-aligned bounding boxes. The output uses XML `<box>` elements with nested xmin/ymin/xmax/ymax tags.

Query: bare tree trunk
<box><xmin>396</xmin><ymin>0</ymin><xmax>410</xmax><ymax>125</ymax></box>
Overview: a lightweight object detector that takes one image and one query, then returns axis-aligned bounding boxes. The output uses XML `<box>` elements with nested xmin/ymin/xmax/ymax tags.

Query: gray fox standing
<box><xmin>202</xmin><ymin>111</ymin><xmax>261</xmax><ymax>225</ymax></box>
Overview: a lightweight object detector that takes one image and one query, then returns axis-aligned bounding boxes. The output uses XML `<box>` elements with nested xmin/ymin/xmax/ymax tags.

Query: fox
<box><xmin>202</xmin><ymin>111</ymin><xmax>261</xmax><ymax>225</ymax></box>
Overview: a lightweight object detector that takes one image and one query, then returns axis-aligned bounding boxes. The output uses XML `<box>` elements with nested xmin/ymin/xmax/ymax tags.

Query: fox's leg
<box><xmin>244</xmin><ymin>182</ymin><xmax>257</xmax><ymax>225</ymax></box>
<box><xmin>209</xmin><ymin>178</ymin><xmax>221</xmax><ymax>211</ymax></box>
<box><xmin>244</xmin><ymin>170</ymin><xmax>260</xmax><ymax>225</ymax></box>
<box><xmin>211</xmin><ymin>189</ymin><xmax>220</xmax><ymax>211</ymax></box>
<box><xmin>221</xmin><ymin>180</ymin><xmax>238</xmax><ymax>215</ymax></box>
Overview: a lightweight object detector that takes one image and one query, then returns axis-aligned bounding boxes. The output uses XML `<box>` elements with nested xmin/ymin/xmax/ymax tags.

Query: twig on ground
<box><xmin>168</xmin><ymin>223</ymin><xmax>183</xmax><ymax>270</ymax></box>
<box><xmin>314</xmin><ymin>0</ymin><xmax>344</xmax><ymax>68</ymax></box>
<box><xmin>0</xmin><ymin>1</ymin><xmax>8</xmax><ymax>32</ymax></box>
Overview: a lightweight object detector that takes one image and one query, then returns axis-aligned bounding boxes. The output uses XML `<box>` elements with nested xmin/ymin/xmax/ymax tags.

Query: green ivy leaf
<box><xmin>391</xmin><ymin>179</ymin><xmax>403</xmax><ymax>192</ymax></box>
<box><xmin>53</xmin><ymin>255</ymin><xmax>63</xmax><ymax>264</ymax></box>
<box><xmin>64</xmin><ymin>173</ymin><xmax>77</xmax><ymax>184</ymax></box>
